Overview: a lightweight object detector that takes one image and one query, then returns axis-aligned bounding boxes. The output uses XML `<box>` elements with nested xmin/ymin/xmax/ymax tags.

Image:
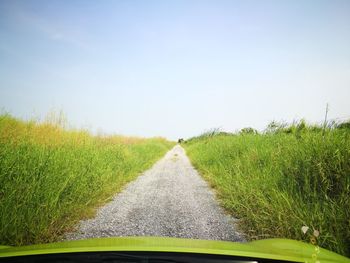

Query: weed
<box><xmin>184</xmin><ymin>121</ymin><xmax>350</xmax><ymax>256</ymax></box>
<box><xmin>0</xmin><ymin>114</ymin><xmax>174</xmax><ymax>245</ymax></box>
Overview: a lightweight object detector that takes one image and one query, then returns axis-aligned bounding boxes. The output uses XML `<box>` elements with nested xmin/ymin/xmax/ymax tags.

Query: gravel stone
<box><xmin>65</xmin><ymin>145</ymin><xmax>245</xmax><ymax>241</ymax></box>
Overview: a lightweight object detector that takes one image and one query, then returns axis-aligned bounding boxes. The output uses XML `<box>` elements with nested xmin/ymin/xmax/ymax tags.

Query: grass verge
<box><xmin>0</xmin><ymin>113</ymin><xmax>174</xmax><ymax>245</ymax></box>
<box><xmin>184</xmin><ymin>123</ymin><xmax>350</xmax><ymax>257</ymax></box>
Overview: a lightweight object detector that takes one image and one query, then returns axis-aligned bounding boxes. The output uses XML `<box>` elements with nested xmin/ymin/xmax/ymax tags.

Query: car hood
<box><xmin>0</xmin><ymin>237</ymin><xmax>349</xmax><ymax>263</ymax></box>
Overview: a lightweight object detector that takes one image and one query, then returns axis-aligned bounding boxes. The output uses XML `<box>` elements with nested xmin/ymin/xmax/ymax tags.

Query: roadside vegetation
<box><xmin>184</xmin><ymin>120</ymin><xmax>350</xmax><ymax>257</ymax></box>
<box><xmin>0</xmin><ymin>113</ymin><xmax>174</xmax><ymax>246</ymax></box>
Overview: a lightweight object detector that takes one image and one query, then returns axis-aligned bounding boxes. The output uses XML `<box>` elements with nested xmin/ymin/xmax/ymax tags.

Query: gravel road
<box><xmin>65</xmin><ymin>145</ymin><xmax>245</xmax><ymax>241</ymax></box>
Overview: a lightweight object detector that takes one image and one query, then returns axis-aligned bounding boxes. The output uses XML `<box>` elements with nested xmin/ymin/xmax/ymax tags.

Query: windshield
<box><xmin>0</xmin><ymin>0</ymin><xmax>349</xmax><ymax>262</ymax></box>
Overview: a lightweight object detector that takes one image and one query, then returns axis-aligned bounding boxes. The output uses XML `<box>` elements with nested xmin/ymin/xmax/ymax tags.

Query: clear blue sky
<box><xmin>1</xmin><ymin>0</ymin><xmax>349</xmax><ymax>140</ymax></box>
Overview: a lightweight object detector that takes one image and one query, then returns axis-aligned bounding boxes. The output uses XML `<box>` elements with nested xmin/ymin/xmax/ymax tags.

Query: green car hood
<box><xmin>0</xmin><ymin>237</ymin><xmax>349</xmax><ymax>263</ymax></box>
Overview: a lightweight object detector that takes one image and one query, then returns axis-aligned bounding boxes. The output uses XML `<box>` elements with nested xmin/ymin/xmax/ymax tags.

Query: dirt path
<box><xmin>65</xmin><ymin>145</ymin><xmax>245</xmax><ymax>241</ymax></box>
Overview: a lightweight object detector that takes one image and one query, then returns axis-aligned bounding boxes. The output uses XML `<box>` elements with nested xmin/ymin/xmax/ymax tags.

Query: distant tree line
<box><xmin>182</xmin><ymin>119</ymin><xmax>350</xmax><ymax>143</ymax></box>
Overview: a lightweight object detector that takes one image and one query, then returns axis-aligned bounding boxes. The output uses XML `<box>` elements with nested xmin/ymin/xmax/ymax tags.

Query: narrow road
<box><xmin>65</xmin><ymin>145</ymin><xmax>245</xmax><ymax>241</ymax></box>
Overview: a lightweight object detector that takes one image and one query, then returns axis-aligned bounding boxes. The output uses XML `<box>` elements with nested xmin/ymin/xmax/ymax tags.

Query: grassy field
<box><xmin>184</xmin><ymin>122</ymin><xmax>350</xmax><ymax>256</ymax></box>
<box><xmin>0</xmin><ymin>113</ymin><xmax>174</xmax><ymax>246</ymax></box>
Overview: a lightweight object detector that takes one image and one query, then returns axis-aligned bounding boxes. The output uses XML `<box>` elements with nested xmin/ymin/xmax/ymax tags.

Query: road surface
<box><xmin>65</xmin><ymin>145</ymin><xmax>245</xmax><ymax>241</ymax></box>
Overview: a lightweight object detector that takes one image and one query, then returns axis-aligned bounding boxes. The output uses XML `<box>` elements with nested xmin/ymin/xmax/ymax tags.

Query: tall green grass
<box><xmin>0</xmin><ymin>114</ymin><xmax>174</xmax><ymax>246</ymax></box>
<box><xmin>184</xmin><ymin>123</ymin><xmax>350</xmax><ymax>256</ymax></box>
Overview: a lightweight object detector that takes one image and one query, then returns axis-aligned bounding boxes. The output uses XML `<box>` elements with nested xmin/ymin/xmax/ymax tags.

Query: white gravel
<box><xmin>65</xmin><ymin>145</ymin><xmax>245</xmax><ymax>241</ymax></box>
